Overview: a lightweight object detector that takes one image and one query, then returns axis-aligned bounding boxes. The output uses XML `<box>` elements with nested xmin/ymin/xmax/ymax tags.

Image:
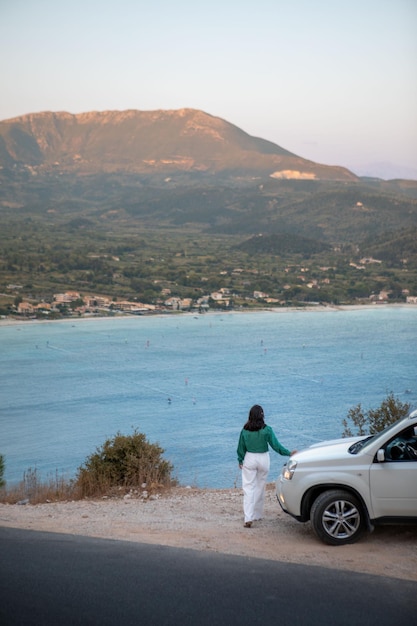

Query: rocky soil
<box><xmin>1</xmin><ymin>485</ymin><xmax>416</xmax><ymax>582</ymax></box>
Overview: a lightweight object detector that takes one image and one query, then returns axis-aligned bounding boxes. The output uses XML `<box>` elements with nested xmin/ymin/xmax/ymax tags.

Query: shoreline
<box><xmin>1</xmin><ymin>303</ymin><xmax>414</xmax><ymax>328</ymax></box>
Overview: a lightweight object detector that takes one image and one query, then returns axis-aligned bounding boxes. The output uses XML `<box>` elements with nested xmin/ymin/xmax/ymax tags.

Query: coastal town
<box><xmin>8</xmin><ymin>286</ymin><xmax>275</xmax><ymax>319</ymax></box>
<box><xmin>6</xmin><ymin>283</ymin><xmax>417</xmax><ymax>321</ymax></box>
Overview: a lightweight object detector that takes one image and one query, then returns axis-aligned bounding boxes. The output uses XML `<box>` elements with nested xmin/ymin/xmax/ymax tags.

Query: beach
<box><xmin>0</xmin><ymin>303</ymin><xmax>410</xmax><ymax>326</ymax></box>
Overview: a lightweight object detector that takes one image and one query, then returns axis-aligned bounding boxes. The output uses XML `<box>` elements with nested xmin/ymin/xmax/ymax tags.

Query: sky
<box><xmin>1</xmin><ymin>0</ymin><xmax>416</xmax><ymax>179</ymax></box>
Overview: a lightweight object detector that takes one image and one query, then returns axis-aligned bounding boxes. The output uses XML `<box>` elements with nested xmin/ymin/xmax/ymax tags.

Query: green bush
<box><xmin>75</xmin><ymin>430</ymin><xmax>175</xmax><ymax>497</ymax></box>
<box><xmin>342</xmin><ymin>392</ymin><xmax>411</xmax><ymax>437</ymax></box>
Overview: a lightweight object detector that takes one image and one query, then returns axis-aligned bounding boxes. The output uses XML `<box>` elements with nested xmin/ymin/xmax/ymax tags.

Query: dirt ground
<box><xmin>1</xmin><ymin>485</ymin><xmax>416</xmax><ymax>582</ymax></box>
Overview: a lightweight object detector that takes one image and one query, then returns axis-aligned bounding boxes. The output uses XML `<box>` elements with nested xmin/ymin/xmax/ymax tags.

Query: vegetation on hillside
<box><xmin>0</xmin><ymin>171</ymin><xmax>416</xmax><ymax>315</ymax></box>
<box><xmin>0</xmin><ymin>204</ymin><xmax>416</xmax><ymax>316</ymax></box>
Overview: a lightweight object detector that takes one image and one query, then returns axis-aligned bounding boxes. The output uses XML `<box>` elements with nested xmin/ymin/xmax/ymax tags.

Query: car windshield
<box><xmin>348</xmin><ymin>417</ymin><xmax>410</xmax><ymax>454</ymax></box>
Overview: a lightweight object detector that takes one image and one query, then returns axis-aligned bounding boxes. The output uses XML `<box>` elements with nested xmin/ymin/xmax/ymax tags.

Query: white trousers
<box><xmin>241</xmin><ymin>452</ymin><xmax>270</xmax><ymax>523</ymax></box>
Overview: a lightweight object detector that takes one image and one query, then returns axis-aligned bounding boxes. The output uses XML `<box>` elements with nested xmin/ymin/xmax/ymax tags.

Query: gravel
<box><xmin>1</xmin><ymin>485</ymin><xmax>416</xmax><ymax>581</ymax></box>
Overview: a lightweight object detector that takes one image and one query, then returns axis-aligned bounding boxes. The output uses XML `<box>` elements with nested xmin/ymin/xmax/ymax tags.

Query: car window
<box><xmin>384</xmin><ymin>427</ymin><xmax>417</xmax><ymax>462</ymax></box>
<box><xmin>359</xmin><ymin>418</ymin><xmax>415</xmax><ymax>453</ymax></box>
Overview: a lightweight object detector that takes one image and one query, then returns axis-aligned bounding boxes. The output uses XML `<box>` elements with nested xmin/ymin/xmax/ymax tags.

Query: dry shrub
<box><xmin>0</xmin><ymin>468</ymin><xmax>80</xmax><ymax>504</ymax></box>
<box><xmin>75</xmin><ymin>429</ymin><xmax>176</xmax><ymax>498</ymax></box>
<box><xmin>0</xmin><ymin>429</ymin><xmax>176</xmax><ymax>503</ymax></box>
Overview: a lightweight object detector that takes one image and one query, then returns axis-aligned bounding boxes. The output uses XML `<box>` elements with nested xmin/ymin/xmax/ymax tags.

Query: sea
<box><xmin>1</xmin><ymin>306</ymin><xmax>416</xmax><ymax>488</ymax></box>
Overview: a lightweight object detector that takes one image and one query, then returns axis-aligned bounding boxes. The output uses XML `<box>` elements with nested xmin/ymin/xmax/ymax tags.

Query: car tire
<box><xmin>310</xmin><ymin>489</ymin><xmax>366</xmax><ymax>545</ymax></box>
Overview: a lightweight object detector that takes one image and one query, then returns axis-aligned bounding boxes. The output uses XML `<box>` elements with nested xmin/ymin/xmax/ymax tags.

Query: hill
<box><xmin>0</xmin><ymin>109</ymin><xmax>357</xmax><ymax>181</ymax></box>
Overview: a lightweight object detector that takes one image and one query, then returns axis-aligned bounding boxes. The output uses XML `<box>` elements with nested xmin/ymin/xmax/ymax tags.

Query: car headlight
<box><xmin>283</xmin><ymin>459</ymin><xmax>297</xmax><ymax>480</ymax></box>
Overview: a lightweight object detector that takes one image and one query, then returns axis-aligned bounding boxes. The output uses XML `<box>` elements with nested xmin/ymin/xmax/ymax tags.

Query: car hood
<box><xmin>308</xmin><ymin>435</ymin><xmax>366</xmax><ymax>449</ymax></box>
<box><xmin>291</xmin><ymin>437</ymin><xmax>368</xmax><ymax>463</ymax></box>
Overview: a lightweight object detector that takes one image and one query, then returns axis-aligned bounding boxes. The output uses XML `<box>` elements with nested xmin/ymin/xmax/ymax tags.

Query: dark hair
<box><xmin>243</xmin><ymin>404</ymin><xmax>265</xmax><ymax>431</ymax></box>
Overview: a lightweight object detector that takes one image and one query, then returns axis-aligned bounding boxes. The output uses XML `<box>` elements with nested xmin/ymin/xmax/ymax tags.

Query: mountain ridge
<box><xmin>0</xmin><ymin>108</ymin><xmax>357</xmax><ymax>181</ymax></box>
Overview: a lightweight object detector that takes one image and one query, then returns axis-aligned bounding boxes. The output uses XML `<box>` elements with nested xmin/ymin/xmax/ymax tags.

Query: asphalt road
<box><xmin>0</xmin><ymin>527</ymin><xmax>416</xmax><ymax>626</ymax></box>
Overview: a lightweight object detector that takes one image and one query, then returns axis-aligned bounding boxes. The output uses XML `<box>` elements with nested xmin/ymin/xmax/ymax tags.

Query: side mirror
<box><xmin>377</xmin><ymin>449</ymin><xmax>385</xmax><ymax>463</ymax></box>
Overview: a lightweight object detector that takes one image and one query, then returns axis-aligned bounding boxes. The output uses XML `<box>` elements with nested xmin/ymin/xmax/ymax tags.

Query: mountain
<box><xmin>0</xmin><ymin>108</ymin><xmax>416</xmax><ymax>246</ymax></box>
<box><xmin>353</xmin><ymin>161</ymin><xmax>417</xmax><ymax>181</ymax></box>
<box><xmin>0</xmin><ymin>109</ymin><xmax>357</xmax><ymax>181</ymax></box>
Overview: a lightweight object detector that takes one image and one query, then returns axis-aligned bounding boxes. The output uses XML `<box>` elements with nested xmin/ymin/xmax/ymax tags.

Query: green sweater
<box><xmin>237</xmin><ymin>425</ymin><xmax>291</xmax><ymax>464</ymax></box>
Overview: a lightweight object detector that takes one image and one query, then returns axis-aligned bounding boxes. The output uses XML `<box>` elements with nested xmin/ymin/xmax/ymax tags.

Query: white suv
<box><xmin>276</xmin><ymin>410</ymin><xmax>417</xmax><ymax>545</ymax></box>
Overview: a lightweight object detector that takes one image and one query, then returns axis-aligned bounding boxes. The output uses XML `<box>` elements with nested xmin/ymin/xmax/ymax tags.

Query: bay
<box><xmin>0</xmin><ymin>307</ymin><xmax>416</xmax><ymax>488</ymax></box>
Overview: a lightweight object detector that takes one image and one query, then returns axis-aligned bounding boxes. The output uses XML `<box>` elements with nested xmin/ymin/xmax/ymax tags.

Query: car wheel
<box><xmin>310</xmin><ymin>489</ymin><xmax>366</xmax><ymax>545</ymax></box>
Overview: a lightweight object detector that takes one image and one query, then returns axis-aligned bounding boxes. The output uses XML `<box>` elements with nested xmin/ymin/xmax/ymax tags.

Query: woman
<box><xmin>237</xmin><ymin>404</ymin><xmax>296</xmax><ymax>528</ymax></box>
